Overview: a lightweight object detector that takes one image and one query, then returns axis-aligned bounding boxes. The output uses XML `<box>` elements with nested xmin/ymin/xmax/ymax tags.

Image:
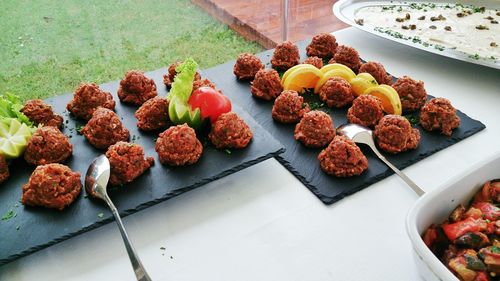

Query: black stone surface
<box><xmin>0</xmin><ymin>70</ymin><xmax>284</xmax><ymax>266</ymax></box>
<box><xmin>202</xmin><ymin>40</ymin><xmax>486</xmax><ymax>205</ymax></box>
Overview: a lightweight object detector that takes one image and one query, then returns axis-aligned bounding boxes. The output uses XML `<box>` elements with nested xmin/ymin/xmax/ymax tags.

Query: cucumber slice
<box><xmin>0</xmin><ymin>118</ymin><xmax>33</xmax><ymax>159</ymax></box>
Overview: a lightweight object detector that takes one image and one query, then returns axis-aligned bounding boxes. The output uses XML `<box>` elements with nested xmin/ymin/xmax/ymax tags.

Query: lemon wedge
<box><xmin>0</xmin><ymin>118</ymin><xmax>33</xmax><ymax>159</ymax></box>
<box><xmin>282</xmin><ymin>64</ymin><xmax>323</xmax><ymax>93</ymax></box>
<box><xmin>320</xmin><ymin>63</ymin><xmax>356</xmax><ymax>76</ymax></box>
<box><xmin>350</xmin><ymin>73</ymin><xmax>379</xmax><ymax>96</ymax></box>
<box><xmin>314</xmin><ymin>68</ymin><xmax>357</xmax><ymax>93</ymax></box>
<box><xmin>362</xmin><ymin>85</ymin><xmax>402</xmax><ymax>115</ymax></box>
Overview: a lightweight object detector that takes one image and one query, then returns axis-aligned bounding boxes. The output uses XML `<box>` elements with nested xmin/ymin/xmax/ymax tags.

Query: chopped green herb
<box><xmin>76</xmin><ymin>125</ymin><xmax>84</xmax><ymax>134</ymax></box>
<box><xmin>492</xmin><ymin>246</ymin><xmax>500</xmax><ymax>254</ymax></box>
<box><xmin>404</xmin><ymin>114</ymin><xmax>419</xmax><ymax>126</ymax></box>
<box><xmin>224</xmin><ymin>149</ymin><xmax>232</xmax><ymax>155</ymax></box>
<box><xmin>1</xmin><ymin>209</ymin><xmax>16</xmax><ymax>221</ymax></box>
<box><xmin>16</xmin><ymin>225</ymin><xmax>20</xmax><ymax>231</ymax></box>
<box><xmin>97</xmin><ymin>212</ymin><xmax>104</xmax><ymax>218</ymax></box>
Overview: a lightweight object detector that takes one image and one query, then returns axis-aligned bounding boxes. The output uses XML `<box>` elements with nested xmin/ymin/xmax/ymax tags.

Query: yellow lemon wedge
<box><xmin>350</xmin><ymin>73</ymin><xmax>379</xmax><ymax>96</ymax></box>
<box><xmin>313</xmin><ymin>68</ymin><xmax>357</xmax><ymax>93</ymax></box>
<box><xmin>320</xmin><ymin>63</ymin><xmax>356</xmax><ymax>76</ymax></box>
<box><xmin>281</xmin><ymin>64</ymin><xmax>316</xmax><ymax>84</ymax></box>
<box><xmin>282</xmin><ymin>65</ymin><xmax>323</xmax><ymax>93</ymax></box>
<box><xmin>362</xmin><ymin>85</ymin><xmax>402</xmax><ymax>115</ymax></box>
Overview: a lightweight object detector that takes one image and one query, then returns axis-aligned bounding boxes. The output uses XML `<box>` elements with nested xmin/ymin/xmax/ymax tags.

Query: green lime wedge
<box><xmin>0</xmin><ymin>118</ymin><xmax>33</xmax><ymax>159</ymax></box>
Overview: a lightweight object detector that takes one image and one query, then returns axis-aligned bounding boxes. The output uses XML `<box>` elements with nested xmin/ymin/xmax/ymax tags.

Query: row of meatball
<box><xmin>232</xmin><ymin>33</ymin><xmax>432</xmax><ymax>115</ymax></box>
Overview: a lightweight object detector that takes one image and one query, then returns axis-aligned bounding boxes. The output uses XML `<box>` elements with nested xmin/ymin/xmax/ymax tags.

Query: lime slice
<box><xmin>0</xmin><ymin>118</ymin><xmax>33</xmax><ymax>159</ymax></box>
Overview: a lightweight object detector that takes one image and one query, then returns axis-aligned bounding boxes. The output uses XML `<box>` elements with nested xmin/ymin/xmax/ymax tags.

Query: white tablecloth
<box><xmin>1</xmin><ymin>27</ymin><xmax>499</xmax><ymax>281</ymax></box>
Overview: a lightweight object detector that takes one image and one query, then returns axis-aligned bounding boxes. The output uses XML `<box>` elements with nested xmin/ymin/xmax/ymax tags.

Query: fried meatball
<box><xmin>163</xmin><ymin>61</ymin><xmax>201</xmax><ymax>88</ymax></box>
<box><xmin>294</xmin><ymin>110</ymin><xmax>335</xmax><ymax>148</ymax></box>
<box><xmin>105</xmin><ymin>142</ymin><xmax>154</xmax><ymax>186</ymax></box>
<box><xmin>24</xmin><ymin>126</ymin><xmax>72</xmax><ymax>166</ymax></box>
<box><xmin>118</xmin><ymin>70</ymin><xmax>157</xmax><ymax>105</ymax></box>
<box><xmin>328</xmin><ymin>45</ymin><xmax>362</xmax><ymax>73</ymax></box>
<box><xmin>319</xmin><ymin>77</ymin><xmax>355</xmax><ymax>108</ymax></box>
<box><xmin>250</xmin><ymin>69</ymin><xmax>283</xmax><ymax>100</ymax></box>
<box><xmin>392</xmin><ymin>76</ymin><xmax>427</xmax><ymax>112</ymax></box>
<box><xmin>347</xmin><ymin>95</ymin><xmax>384</xmax><ymax>127</ymax></box>
<box><xmin>271</xmin><ymin>41</ymin><xmax>300</xmax><ymax>70</ymax></box>
<box><xmin>359</xmin><ymin>61</ymin><xmax>393</xmax><ymax>85</ymax></box>
<box><xmin>192</xmin><ymin>78</ymin><xmax>216</xmax><ymax>92</ymax></box>
<box><xmin>67</xmin><ymin>83</ymin><xmax>116</xmax><ymax>120</ymax></box>
<box><xmin>318</xmin><ymin>136</ymin><xmax>368</xmax><ymax>177</ymax></box>
<box><xmin>81</xmin><ymin>107</ymin><xmax>130</xmax><ymax>149</ymax></box>
<box><xmin>209</xmin><ymin>112</ymin><xmax>253</xmax><ymax>149</ymax></box>
<box><xmin>134</xmin><ymin>97</ymin><xmax>170</xmax><ymax>131</ymax></box>
<box><xmin>0</xmin><ymin>155</ymin><xmax>9</xmax><ymax>184</ymax></box>
<box><xmin>155</xmin><ymin>124</ymin><xmax>202</xmax><ymax>166</ymax></box>
<box><xmin>272</xmin><ymin>90</ymin><xmax>309</xmax><ymax>123</ymax></box>
<box><xmin>21</xmin><ymin>99</ymin><xmax>63</xmax><ymax>128</ymax></box>
<box><xmin>420</xmin><ymin>98</ymin><xmax>460</xmax><ymax>136</ymax></box>
<box><xmin>233</xmin><ymin>53</ymin><xmax>264</xmax><ymax>80</ymax></box>
<box><xmin>306</xmin><ymin>33</ymin><xmax>338</xmax><ymax>58</ymax></box>
<box><xmin>303</xmin><ymin>56</ymin><xmax>324</xmax><ymax>69</ymax></box>
<box><xmin>22</xmin><ymin>163</ymin><xmax>81</xmax><ymax>210</ymax></box>
<box><xmin>374</xmin><ymin>115</ymin><xmax>421</xmax><ymax>153</ymax></box>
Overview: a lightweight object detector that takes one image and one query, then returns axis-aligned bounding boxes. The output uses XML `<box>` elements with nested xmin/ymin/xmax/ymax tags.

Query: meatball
<box><xmin>67</xmin><ymin>83</ymin><xmax>116</xmax><ymax>120</ymax></box>
<box><xmin>21</xmin><ymin>99</ymin><xmax>63</xmax><ymax>128</ymax></box>
<box><xmin>303</xmin><ymin>56</ymin><xmax>324</xmax><ymax>69</ymax></box>
<box><xmin>105</xmin><ymin>142</ymin><xmax>154</xmax><ymax>186</ymax></box>
<box><xmin>271</xmin><ymin>41</ymin><xmax>300</xmax><ymax>70</ymax></box>
<box><xmin>155</xmin><ymin>124</ymin><xmax>202</xmax><ymax>166</ymax></box>
<box><xmin>272</xmin><ymin>90</ymin><xmax>309</xmax><ymax>123</ymax></box>
<box><xmin>319</xmin><ymin>77</ymin><xmax>355</xmax><ymax>108</ymax></box>
<box><xmin>24</xmin><ymin>126</ymin><xmax>73</xmax><ymax>166</ymax></box>
<box><xmin>328</xmin><ymin>45</ymin><xmax>362</xmax><ymax>73</ymax></box>
<box><xmin>0</xmin><ymin>155</ymin><xmax>9</xmax><ymax>184</ymax></box>
<box><xmin>359</xmin><ymin>61</ymin><xmax>393</xmax><ymax>85</ymax></box>
<box><xmin>81</xmin><ymin>107</ymin><xmax>130</xmax><ymax>149</ymax></box>
<box><xmin>420</xmin><ymin>98</ymin><xmax>460</xmax><ymax>136</ymax></box>
<box><xmin>250</xmin><ymin>69</ymin><xmax>283</xmax><ymax>100</ymax></box>
<box><xmin>392</xmin><ymin>76</ymin><xmax>427</xmax><ymax>112</ymax></box>
<box><xmin>22</xmin><ymin>163</ymin><xmax>81</xmax><ymax>210</ymax></box>
<box><xmin>209</xmin><ymin>112</ymin><xmax>253</xmax><ymax>149</ymax></box>
<box><xmin>374</xmin><ymin>115</ymin><xmax>421</xmax><ymax>153</ymax></box>
<box><xmin>192</xmin><ymin>78</ymin><xmax>216</xmax><ymax>92</ymax></box>
<box><xmin>117</xmin><ymin>70</ymin><xmax>157</xmax><ymax>105</ymax></box>
<box><xmin>306</xmin><ymin>33</ymin><xmax>338</xmax><ymax>58</ymax></box>
<box><xmin>294</xmin><ymin>110</ymin><xmax>335</xmax><ymax>148</ymax></box>
<box><xmin>233</xmin><ymin>53</ymin><xmax>264</xmax><ymax>80</ymax></box>
<box><xmin>318</xmin><ymin>136</ymin><xmax>368</xmax><ymax>177</ymax></box>
<box><xmin>135</xmin><ymin>97</ymin><xmax>170</xmax><ymax>131</ymax></box>
<box><xmin>163</xmin><ymin>61</ymin><xmax>201</xmax><ymax>88</ymax></box>
<box><xmin>347</xmin><ymin>95</ymin><xmax>384</xmax><ymax>127</ymax></box>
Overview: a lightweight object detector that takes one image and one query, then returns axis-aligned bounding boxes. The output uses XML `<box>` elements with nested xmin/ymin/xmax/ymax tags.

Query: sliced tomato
<box><xmin>188</xmin><ymin>87</ymin><xmax>231</xmax><ymax>123</ymax></box>
<box><xmin>442</xmin><ymin>217</ymin><xmax>488</xmax><ymax>241</ymax></box>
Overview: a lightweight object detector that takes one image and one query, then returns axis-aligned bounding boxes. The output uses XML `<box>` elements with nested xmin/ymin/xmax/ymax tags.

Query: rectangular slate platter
<box><xmin>202</xmin><ymin>40</ymin><xmax>486</xmax><ymax>205</ymax></box>
<box><xmin>0</xmin><ymin>70</ymin><xmax>284</xmax><ymax>266</ymax></box>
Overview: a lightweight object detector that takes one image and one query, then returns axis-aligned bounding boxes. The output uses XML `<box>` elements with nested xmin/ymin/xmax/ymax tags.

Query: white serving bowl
<box><xmin>406</xmin><ymin>151</ymin><xmax>500</xmax><ymax>281</ymax></box>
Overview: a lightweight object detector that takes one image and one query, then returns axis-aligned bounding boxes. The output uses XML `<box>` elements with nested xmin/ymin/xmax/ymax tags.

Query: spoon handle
<box><xmin>370</xmin><ymin>145</ymin><xmax>425</xmax><ymax>196</ymax></box>
<box><xmin>104</xmin><ymin>196</ymin><xmax>152</xmax><ymax>281</ymax></box>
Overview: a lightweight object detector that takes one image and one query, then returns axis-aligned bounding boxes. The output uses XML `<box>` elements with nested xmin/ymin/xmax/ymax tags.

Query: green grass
<box><xmin>0</xmin><ymin>0</ymin><xmax>263</xmax><ymax>100</ymax></box>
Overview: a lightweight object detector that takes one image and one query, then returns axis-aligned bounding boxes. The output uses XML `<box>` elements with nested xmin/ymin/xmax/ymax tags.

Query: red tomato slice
<box><xmin>188</xmin><ymin>87</ymin><xmax>232</xmax><ymax>123</ymax></box>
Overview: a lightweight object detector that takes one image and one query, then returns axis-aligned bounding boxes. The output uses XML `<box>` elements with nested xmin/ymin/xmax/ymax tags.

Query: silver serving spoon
<box><xmin>336</xmin><ymin>123</ymin><xmax>425</xmax><ymax>196</ymax></box>
<box><xmin>85</xmin><ymin>155</ymin><xmax>152</xmax><ymax>281</ymax></box>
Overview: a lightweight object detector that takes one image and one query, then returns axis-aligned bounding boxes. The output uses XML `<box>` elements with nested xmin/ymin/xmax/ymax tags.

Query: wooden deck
<box><xmin>192</xmin><ymin>0</ymin><xmax>349</xmax><ymax>49</ymax></box>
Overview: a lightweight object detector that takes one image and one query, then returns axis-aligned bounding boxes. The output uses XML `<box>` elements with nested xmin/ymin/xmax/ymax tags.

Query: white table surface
<box><xmin>1</xmin><ymin>27</ymin><xmax>499</xmax><ymax>281</ymax></box>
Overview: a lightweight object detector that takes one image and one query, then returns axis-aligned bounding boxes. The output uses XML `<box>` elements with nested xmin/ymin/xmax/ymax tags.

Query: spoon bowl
<box><xmin>336</xmin><ymin>123</ymin><xmax>425</xmax><ymax>196</ymax></box>
<box><xmin>85</xmin><ymin>155</ymin><xmax>152</xmax><ymax>281</ymax></box>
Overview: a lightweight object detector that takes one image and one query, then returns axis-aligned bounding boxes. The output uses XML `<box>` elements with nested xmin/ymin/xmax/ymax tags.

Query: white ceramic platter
<box><xmin>333</xmin><ymin>0</ymin><xmax>500</xmax><ymax>70</ymax></box>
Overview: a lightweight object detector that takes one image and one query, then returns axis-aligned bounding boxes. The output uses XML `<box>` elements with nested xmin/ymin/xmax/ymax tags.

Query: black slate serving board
<box><xmin>202</xmin><ymin>40</ymin><xmax>486</xmax><ymax>205</ymax></box>
<box><xmin>0</xmin><ymin>70</ymin><xmax>284</xmax><ymax>265</ymax></box>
